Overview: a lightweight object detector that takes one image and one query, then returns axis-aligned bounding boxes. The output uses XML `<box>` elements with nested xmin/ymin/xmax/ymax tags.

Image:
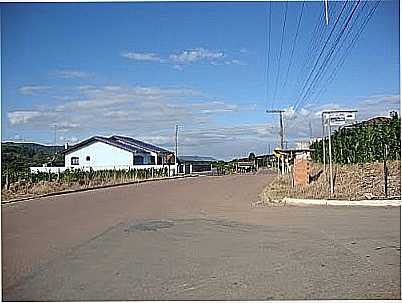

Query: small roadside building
<box><xmin>177</xmin><ymin>156</ymin><xmax>216</xmax><ymax>175</ymax></box>
<box><xmin>58</xmin><ymin>135</ymin><xmax>175</xmax><ymax>171</ymax></box>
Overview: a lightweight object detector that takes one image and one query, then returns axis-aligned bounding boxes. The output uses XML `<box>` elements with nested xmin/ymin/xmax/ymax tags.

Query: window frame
<box><xmin>71</xmin><ymin>157</ymin><xmax>79</xmax><ymax>166</ymax></box>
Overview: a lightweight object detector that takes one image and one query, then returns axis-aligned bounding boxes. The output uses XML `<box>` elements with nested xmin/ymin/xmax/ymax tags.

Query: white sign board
<box><xmin>324</xmin><ymin>112</ymin><xmax>356</xmax><ymax>126</ymax></box>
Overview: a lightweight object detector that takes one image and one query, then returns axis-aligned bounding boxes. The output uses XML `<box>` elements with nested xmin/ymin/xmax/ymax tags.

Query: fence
<box><xmin>2</xmin><ymin>166</ymin><xmax>170</xmax><ymax>191</ymax></box>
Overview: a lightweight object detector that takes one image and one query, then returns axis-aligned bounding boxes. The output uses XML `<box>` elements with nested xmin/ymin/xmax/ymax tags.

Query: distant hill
<box><xmin>1</xmin><ymin>142</ymin><xmax>65</xmax><ymax>171</ymax></box>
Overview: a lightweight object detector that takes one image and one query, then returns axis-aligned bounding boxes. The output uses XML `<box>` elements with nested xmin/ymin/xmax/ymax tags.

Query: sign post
<box><xmin>328</xmin><ymin>122</ymin><xmax>334</xmax><ymax>195</ymax></box>
<box><xmin>323</xmin><ymin>110</ymin><xmax>357</xmax><ymax>196</ymax></box>
<box><xmin>321</xmin><ymin>113</ymin><xmax>326</xmax><ymax>177</ymax></box>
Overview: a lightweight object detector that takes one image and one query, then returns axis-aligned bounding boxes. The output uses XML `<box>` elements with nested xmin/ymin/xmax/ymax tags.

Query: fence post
<box><xmin>6</xmin><ymin>168</ymin><xmax>9</xmax><ymax>190</ymax></box>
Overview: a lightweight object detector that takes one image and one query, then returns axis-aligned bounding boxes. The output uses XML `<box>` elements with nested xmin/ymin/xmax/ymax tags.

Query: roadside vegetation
<box><xmin>261</xmin><ymin>161</ymin><xmax>401</xmax><ymax>203</ymax></box>
<box><xmin>310</xmin><ymin>112</ymin><xmax>400</xmax><ymax>164</ymax></box>
<box><xmin>262</xmin><ymin>112</ymin><xmax>401</xmax><ymax>203</ymax></box>
<box><xmin>2</xmin><ymin>167</ymin><xmax>170</xmax><ymax>202</ymax></box>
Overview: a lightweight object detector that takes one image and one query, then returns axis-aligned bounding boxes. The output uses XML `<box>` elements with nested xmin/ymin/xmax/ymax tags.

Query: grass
<box><xmin>261</xmin><ymin>160</ymin><xmax>401</xmax><ymax>203</ymax></box>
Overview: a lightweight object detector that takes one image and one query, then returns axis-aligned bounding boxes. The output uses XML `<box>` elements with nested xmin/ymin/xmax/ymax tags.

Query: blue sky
<box><xmin>1</xmin><ymin>1</ymin><xmax>400</xmax><ymax>159</ymax></box>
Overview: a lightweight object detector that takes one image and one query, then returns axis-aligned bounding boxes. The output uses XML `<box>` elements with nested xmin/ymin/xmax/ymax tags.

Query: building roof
<box><xmin>111</xmin><ymin>135</ymin><xmax>171</xmax><ymax>154</ymax></box>
<box><xmin>178</xmin><ymin>155</ymin><xmax>216</xmax><ymax>163</ymax></box>
<box><xmin>60</xmin><ymin>135</ymin><xmax>172</xmax><ymax>155</ymax></box>
<box><xmin>343</xmin><ymin>116</ymin><xmax>392</xmax><ymax>129</ymax></box>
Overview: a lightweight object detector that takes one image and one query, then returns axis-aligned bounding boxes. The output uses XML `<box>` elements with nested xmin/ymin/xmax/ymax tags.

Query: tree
<box><xmin>248</xmin><ymin>152</ymin><xmax>256</xmax><ymax>161</ymax></box>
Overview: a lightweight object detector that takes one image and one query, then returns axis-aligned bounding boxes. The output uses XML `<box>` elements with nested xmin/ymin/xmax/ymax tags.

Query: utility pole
<box><xmin>266</xmin><ymin>109</ymin><xmax>285</xmax><ymax>149</ymax></box>
<box><xmin>322</xmin><ymin>109</ymin><xmax>358</xmax><ymax>196</ymax></box>
<box><xmin>175</xmin><ymin>124</ymin><xmax>178</xmax><ymax>166</ymax></box>
<box><xmin>53</xmin><ymin>124</ymin><xmax>57</xmax><ymax>154</ymax></box>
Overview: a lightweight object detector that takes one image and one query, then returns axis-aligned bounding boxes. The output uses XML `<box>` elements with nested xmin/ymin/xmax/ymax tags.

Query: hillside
<box><xmin>1</xmin><ymin>142</ymin><xmax>65</xmax><ymax>170</ymax></box>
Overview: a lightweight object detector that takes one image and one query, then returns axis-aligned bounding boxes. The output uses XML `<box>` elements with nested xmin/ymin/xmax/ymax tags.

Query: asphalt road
<box><xmin>2</xmin><ymin>173</ymin><xmax>400</xmax><ymax>300</ymax></box>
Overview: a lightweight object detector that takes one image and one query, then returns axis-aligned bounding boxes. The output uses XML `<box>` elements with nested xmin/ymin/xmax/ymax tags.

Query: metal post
<box><xmin>175</xmin><ymin>124</ymin><xmax>178</xmax><ymax>176</ymax></box>
<box><xmin>277</xmin><ymin>158</ymin><xmax>280</xmax><ymax>176</ymax></box>
<box><xmin>279</xmin><ymin>111</ymin><xmax>284</xmax><ymax>149</ymax></box>
<box><xmin>281</xmin><ymin>157</ymin><xmax>285</xmax><ymax>175</ymax></box>
<box><xmin>384</xmin><ymin>144</ymin><xmax>388</xmax><ymax>198</ymax></box>
<box><xmin>328</xmin><ymin>123</ymin><xmax>334</xmax><ymax>195</ymax></box>
<box><xmin>322</xmin><ymin>113</ymin><xmax>326</xmax><ymax>174</ymax></box>
<box><xmin>324</xmin><ymin>0</ymin><xmax>329</xmax><ymax>25</ymax></box>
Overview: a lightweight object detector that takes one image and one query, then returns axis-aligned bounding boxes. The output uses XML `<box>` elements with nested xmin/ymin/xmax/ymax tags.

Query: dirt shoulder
<box><xmin>261</xmin><ymin>160</ymin><xmax>401</xmax><ymax>202</ymax></box>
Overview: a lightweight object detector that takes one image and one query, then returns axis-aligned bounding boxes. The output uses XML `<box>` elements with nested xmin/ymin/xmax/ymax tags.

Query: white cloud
<box><xmin>8</xmin><ymin>85</ymin><xmax>230</xmax><ymax>134</ymax></box>
<box><xmin>283</xmin><ymin>106</ymin><xmax>296</xmax><ymax>120</ymax></box>
<box><xmin>8</xmin><ymin>111</ymin><xmax>42</xmax><ymax>125</ymax></box>
<box><xmin>225</xmin><ymin>59</ymin><xmax>245</xmax><ymax>65</ymax></box>
<box><xmin>121</xmin><ymin>48</ymin><xmax>243</xmax><ymax>69</ymax></box>
<box><xmin>54</xmin><ymin>70</ymin><xmax>91</xmax><ymax>79</ymax></box>
<box><xmin>173</xmin><ymin>64</ymin><xmax>184</xmax><ymax>71</ymax></box>
<box><xmin>18</xmin><ymin>85</ymin><xmax>51</xmax><ymax>96</ymax></box>
<box><xmin>169</xmin><ymin>48</ymin><xmax>224</xmax><ymax>63</ymax></box>
<box><xmin>59</xmin><ymin>136</ymin><xmax>79</xmax><ymax>143</ymax></box>
<box><xmin>121</xmin><ymin>52</ymin><xmax>162</xmax><ymax>62</ymax></box>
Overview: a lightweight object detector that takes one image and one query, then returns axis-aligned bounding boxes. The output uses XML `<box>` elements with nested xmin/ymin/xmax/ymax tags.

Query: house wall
<box><xmin>65</xmin><ymin>141</ymin><xmax>136</xmax><ymax>169</ymax></box>
<box><xmin>64</xmin><ymin>142</ymin><xmax>164</xmax><ymax>169</ymax></box>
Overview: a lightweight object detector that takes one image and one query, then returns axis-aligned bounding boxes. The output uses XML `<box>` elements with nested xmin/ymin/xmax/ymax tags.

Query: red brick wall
<box><xmin>293</xmin><ymin>159</ymin><xmax>310</xmax><ymax>186</ymax></box>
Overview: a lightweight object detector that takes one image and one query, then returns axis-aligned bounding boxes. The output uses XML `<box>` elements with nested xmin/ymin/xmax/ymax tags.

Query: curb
<box><xmin>1</xmin><ymin>174</ymin><xmax>198</xmax><ymax>206</ymax></box>
<box><xmin>283</xmin><ymin>197</ymin><xmax>401</xmax><ymax>207</ymax></box>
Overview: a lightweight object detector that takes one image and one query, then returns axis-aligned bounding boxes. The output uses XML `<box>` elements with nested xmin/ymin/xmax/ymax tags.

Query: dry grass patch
<box><xmin>261</xmin><ymin>160</ymin><xmax>400</xmax><ymax>203</ymax></box>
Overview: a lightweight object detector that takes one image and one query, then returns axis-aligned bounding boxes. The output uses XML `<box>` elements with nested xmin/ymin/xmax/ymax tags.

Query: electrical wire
<box><xmin>272</xmin><ymin>1</ymin><xmax>288</xmax><ymax>105</ymax></box>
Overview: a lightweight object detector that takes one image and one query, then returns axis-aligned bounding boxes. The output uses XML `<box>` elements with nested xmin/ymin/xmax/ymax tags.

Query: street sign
<box><xmin>273</xmin><ymin>148</ymin><xmax>282</xmax><ymax>158</ymax></box>
<box><xmin>324</xmin><ymin>112</ymin><xmax>356</xmax><ymax>126</ymax></box>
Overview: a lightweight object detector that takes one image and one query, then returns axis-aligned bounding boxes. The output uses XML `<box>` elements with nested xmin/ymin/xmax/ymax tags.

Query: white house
<box><xmin>30</xmin><ymin>135</ymin><xmax>176</xmax><ymax>173</ymax></box>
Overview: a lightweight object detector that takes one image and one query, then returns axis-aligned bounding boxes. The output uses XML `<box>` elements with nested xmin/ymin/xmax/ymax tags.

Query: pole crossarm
<box><xmin>266</xmin><ymin>109</ymin><xmax>286</xmax><ymax>150</ymax></box>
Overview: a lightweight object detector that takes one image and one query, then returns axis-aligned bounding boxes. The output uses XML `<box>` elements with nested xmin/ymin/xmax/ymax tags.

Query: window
<box><xmin>71</xmin><ymin>157</ymin><xmax>79</xmax><ymax>165</ymax></box>
<box><xmin>150</xmin><ymin>156</ymin><xmax>155</xmax><ymax>165</ymax></box>
<box><xmin>157</xmin><ymin>156</ymin><xmax>162</xmax><ymax>165</ymax></box>
<box><xmin>86</xmin><ymin>156</ymin><xmax>90</xmax><ymax>161</ymax></box>
<box><xmin>134</xmin><ymin>155</ymin><xmax>144</xmax><ymax>165</ymax></box>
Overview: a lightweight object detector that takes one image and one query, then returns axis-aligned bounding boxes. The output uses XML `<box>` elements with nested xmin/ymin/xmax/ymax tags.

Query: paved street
<box><xmin>2</xmin><ymin>174</ymin><xmax>400</xmax><ymax>300</ymax></box>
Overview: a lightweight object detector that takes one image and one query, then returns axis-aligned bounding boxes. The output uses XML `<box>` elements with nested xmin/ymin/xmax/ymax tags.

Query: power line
<box><xmin>310</xmin><ymin>1</ymin><xmax>381</xmax><ymax>106</ymax></box>
<box><xmin>264</xmin><ymin>2</ymin><xmax>272</xmax><ymax>108</ymax></box>
<box><xmin>291</xmin><ymin>3</ymin><xmax>326</xmax><ymax>103</ymax></box>
<box><xmin>282</xmin><ymin>1</ymin><xmax>305</xmax><ymax>93</ymax></box>
<box><xmin>304</xmin><ymin>0</ymin><xmax>370</xmax><ymax>105</ymax></box>
<box><xmin>294</xmin><ymin>0</ymin><xmax>349</xmax><ymax>110</ymax></box>
<box><xmin>296</xmin><ymin>0</ymin><xmax>362</xmax><ymax>110</ymax></box>
<box><xmin>272</xmin><ymin>1</ymin><xmax>288</xmax><ymax>105</ymax></box>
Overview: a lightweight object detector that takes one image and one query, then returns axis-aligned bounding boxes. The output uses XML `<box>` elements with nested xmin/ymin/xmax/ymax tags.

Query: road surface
<box><xmin>2</xmin><ymin>173</ymin><xmax>400</xmax><ymax>300</ymax></box>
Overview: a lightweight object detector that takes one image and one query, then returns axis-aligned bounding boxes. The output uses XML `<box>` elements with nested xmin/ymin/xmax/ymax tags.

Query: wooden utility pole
<box><xmin>266</xmin><ymin>109</ymin><xmax>285</xmax><ymax>149</ymax></box>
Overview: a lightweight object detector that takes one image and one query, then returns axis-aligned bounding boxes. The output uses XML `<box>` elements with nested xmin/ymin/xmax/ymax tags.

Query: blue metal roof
<box><xmin>60</xmin><ymin>135</ymin><xmax>172</xmax><ymax>155</ymax></box>
<box><xmin>111</xmin><ymin>135</ymin><xmax>171</xmax><ymax>154</ymax></box>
